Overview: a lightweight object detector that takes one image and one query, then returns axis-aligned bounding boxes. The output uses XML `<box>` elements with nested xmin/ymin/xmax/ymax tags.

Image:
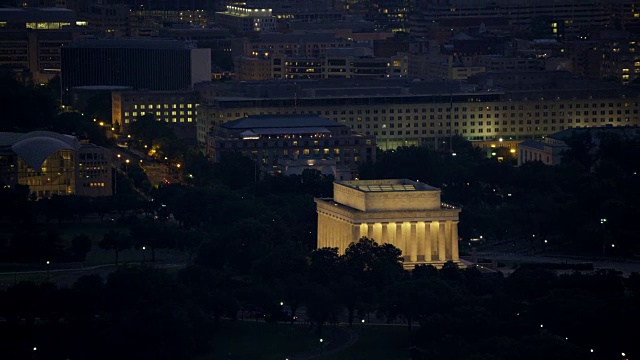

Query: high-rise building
<box><xmin>61</xmin><ymin>38</ymin><xmax>211</xmax><ymax>104</ymax></box>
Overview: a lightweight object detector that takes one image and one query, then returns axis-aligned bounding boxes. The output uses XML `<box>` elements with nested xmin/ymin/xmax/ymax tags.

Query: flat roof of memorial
<box><xmin>337</xmin><ymin>179</ymin><xmax>439</xmax><ymax>192</ymax></box>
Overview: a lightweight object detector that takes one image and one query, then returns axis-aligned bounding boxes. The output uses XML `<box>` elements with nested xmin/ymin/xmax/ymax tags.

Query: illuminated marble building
<box><xmin>316</xmin><ymin>179</ymin><xmax>461</xmax><ymax>269</ymax></box>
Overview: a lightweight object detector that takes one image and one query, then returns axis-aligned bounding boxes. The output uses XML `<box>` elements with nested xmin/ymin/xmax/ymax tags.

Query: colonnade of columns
<box><xmin>317</xmin><ymin>212</ymin><xmax>459</xmax><ymax>264</ymax></box>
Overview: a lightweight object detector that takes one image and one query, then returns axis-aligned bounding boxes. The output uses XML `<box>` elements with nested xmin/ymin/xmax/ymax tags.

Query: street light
<box><xmin>601</xmin><ymin>218</ymin><xmax>608</xmax><ymax>258</ymax></box>
<box><xmin>46</xmin><ymin>261</ymin><xmax>50</xmax><ymax>280</ymax></box>
<box><xmin>319</xmin><ymin>338</ymin><xmax>324</xmax><ymax>357</ymax></box>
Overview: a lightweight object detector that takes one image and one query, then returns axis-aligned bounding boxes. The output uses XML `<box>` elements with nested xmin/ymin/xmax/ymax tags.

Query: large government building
<box><xmin>196</xmin><ymin>76</ymin><xmax>640</xmax><ymax>149</ymax></box>
<box><xmin>316</xmin><ymin>179</ymin><xmax>461</xmax><ymax>269</ymax></box>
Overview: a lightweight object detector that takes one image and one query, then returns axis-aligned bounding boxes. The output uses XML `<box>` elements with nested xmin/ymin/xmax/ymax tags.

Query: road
<box><xmin>111</xmin><ymin>147</ymin><xmax>179</xmax><ymax>186</ymax></box>
<box><xmin>473</xmin><ymin>251</ymin><xmax>640</xmax><ymax>276</ymax></box>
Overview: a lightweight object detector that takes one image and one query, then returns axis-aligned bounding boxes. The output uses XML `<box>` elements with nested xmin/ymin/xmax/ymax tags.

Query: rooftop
<box><xmin>338</xmin><ymin>179</ymin><xmax>439</xmax><ymax>192</ymax></box>
<box><xmin>64</xmin><ymin>38</ymin><xmax>197</xmax><ymax>50</ymax></box>
<box><xmin>0</xmin><ymin>7</ymin><xmax>75</xmax><ymax>23</ymax></box>
<box><xmin>518</xmin><ymin>139</ymin><xmax>545</xmax><ymax>150</ymax></box>
<box><xmin>221</xmin><ymin>115</ymin><xmax>343</xmax><ymax>130</ymax></box>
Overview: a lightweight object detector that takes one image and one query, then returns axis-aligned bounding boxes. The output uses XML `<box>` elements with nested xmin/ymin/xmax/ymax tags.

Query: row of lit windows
<box><xmin>211</xmin><ymin>103</ymin><xmax>638</xmax><ymax>119</ymax></box>
<box><xmin>123</xmin><ymin>117</ymin><xmax>193</xmax><ymax>124</ymax></box>
<box><xmin>133</xmin><ymin>103</ymin><xmax>195</xmax><ymax>109</ymax></box>
<box><xmin>125</xmin><ymin>111</ymin><xmax>194</xmax><ymax>116</ymax></box>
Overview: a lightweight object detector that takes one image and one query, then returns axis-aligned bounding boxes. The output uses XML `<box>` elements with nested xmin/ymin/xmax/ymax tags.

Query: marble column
<box><xmin>381</xmin><ymin>222</ymin><xmax>389</xmax><ymax>245</ymax></box>
<box><xmin>395</xmin><ymin>222</ymin><xmax>404</xmax><ymax>260</ymax></box>
<box><xmin>424</xmin><ymin>221</ymin><xmax>432</xmax><ymax>262</ymax></box>
<box><xmin>365</xmin><ymin>222</ymin><xmax>372</xmax><ymax>239</ymax></box>
<box><xmin>451</xmin><ymin>221</ymin><xmax>459</xmax><ymax>261</ymax></box>
<box><xmin>445</xmin><ymin>221</ymin><xmax>452</xmax><ymax>259</ymax></box>
<box><xmin>409</xmin><ymin>221</ymin><xmax>418</xmax><ymax>262</ymax></box>
<box><xmin>351</xmin><ymin>224</ymin><xmax>360</xmax><ymax>245</ymax></box>
<box><xmin>438</xmin><ymin>221</ymin><xmax>446</xmax><ymax>262</ymax></box>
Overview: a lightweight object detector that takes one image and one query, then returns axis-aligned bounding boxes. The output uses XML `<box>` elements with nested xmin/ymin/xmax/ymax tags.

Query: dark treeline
<box><xmin>361</xmin><ymin>134</ymin><xmax>640</xmax><ymax>257</ymax></box>
<box><xmin>2</xmin><ymin>254</ymin><xmax>640</xmax><ymax>359</ymax></box>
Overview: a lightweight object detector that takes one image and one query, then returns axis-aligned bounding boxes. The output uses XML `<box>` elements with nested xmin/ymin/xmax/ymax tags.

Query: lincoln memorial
<box><xmin>315</xmin><ymin>179</ymin><xmax>462</xmax><ymax>269</ymax></box>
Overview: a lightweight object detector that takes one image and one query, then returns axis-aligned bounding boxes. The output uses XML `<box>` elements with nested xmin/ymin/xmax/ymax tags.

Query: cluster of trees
<box><xmin>0</xmin><ymin>77</ymin><xmax>110</xmax><ymax>147</ymax></box>
<box><xmin>2</xmin><ymin>247</ymin><xmax>640</xmax><ymax>359</ymax></box>
<box><xmin>0</xmin><ymin>269</ymin><xmax>212</xmax><ymax>360</ymax></box>
<box><xmin>360</xmin><ymin>134</ymin><xmax>640</xmax><ymax>257</ymax></box>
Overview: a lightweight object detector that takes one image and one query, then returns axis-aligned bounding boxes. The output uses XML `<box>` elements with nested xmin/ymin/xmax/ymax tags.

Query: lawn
<box><xmin>324</xmin><ymin>325</ymin><xmax>412</xmax><ymax>360</ymax></box>
<box><xmin>200</xmin><ymin>320</ymin><xmax>321</xmax><ymax>360</ymax></box>
<box><xmin>194</xmin><ymin>321</ymin><xmax>413</xmax><ymax>360</ymax></box>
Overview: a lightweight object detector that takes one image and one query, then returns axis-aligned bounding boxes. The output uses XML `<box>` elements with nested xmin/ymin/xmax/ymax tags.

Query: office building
<box><xmin>61</xmin><ymin>38</ymin><xmax>211</xmax><ymax>104</ymax></box>
<box><xmin>316</xmin><ymin>179</ymin><xmax>461</xmax><ymax>269</ymax></box>
<box><xmin>235</xmin><ymin>48</ymin><xmax>408</xmax><ymax>80</ymax></box>
<box><xmin>412</xmin><ymin>0</ymin><xmax>610</xmax><ymax>38</ymax></box>
<box><xmin>233</xmin><ymin>32</ymin><xmax>352</xmax><ymax>58</ymax></box>
<box><xmin>111</xmin><ymin>89</ymin><xmax>199</xmax><ymax>135</ymax></box>
<box><xmin>0</xmin><ymin>7</ymin><xmax>90</xmax><ymax>84</ymax></box>
<box><xmin>214</xmin><ymin>5</ymin><xmax>276</xmax><ymax>34</ymax></box>
<box><xmin>207</xmin><ymin>115</ymin><xmax>376</xmax><ymax>175</ymax></box>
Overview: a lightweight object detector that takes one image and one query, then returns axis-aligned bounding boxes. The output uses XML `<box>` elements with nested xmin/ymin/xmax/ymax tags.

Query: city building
<box><xmin>412</xmin><ymin>0</ymin><xmax>610</xmax><ymax>38</ymax></box>
<box><xmin>111</xmin><ymin>89</ymin><xmax>199</xmax><ymax>135</ymax></box>
<box><xmin>129</xmin><ymin>10</ymin><xmax>210</xmax><ymax>37</ymax></box>
<box><xmin>195</xmin><ymin>76</ymin><xmax>640</xmax><ymax>149</ymax></box>
<box><xmin>277</xmin><ymin>158</ymin><xmax>353</xmax><ymax>180</ymax></box>
<box><xmin>235</xmin><ymin>48</ymin><xmax>408</xmax><ymax>80</ymax></box>
<box><xmin>517</xmin><ymin>126</ymin><xmax>640</xmax><ymax>166</ymax></box>
<box><xmin>315</xmin><ymin>179</ymin><xmax>461</xmax><ymax>269</ymax></box>
<box><xmin>206</xmin><ymin>115</ymin><xmax>376</xmax><ymax>175</ymax></box>
<box><xmin>78</xmin><ymin>4</ymin><xmax>130</xmax><ymax>37</ymax></box>
<box><xmin>0</xmin><ymin>7</ymin><xmax>91</xmax><ymax>84</ymax></box>
<box><xmin>0</xmin><ymin>131</ymin><xmax>112</xmax><ymax>198</ymax></box>
<box><xmin>517</xmin><ymin>136</ymin><xmax>569</xmax><ymax>166</ymax></box>
<box><xmin>233</xmin><ymin>32</ymin><xmax>353</xmax><ymax>58</ymax></box>
<box><xmin>61</xmin><ymin>38</ymin><xmax>211</xmax><ymax>104</ymax></box>
<box><xmin>158</xmin><ymin>26</ymin><xmax>234</xmax><ymax>71</ymax></box>
<box><xmin>214</xmin><ymin>5</ymin><xmax>276</xmax><ymax>34</ymax></box>
<box><xmin>566</xmin><ymin>31</ymin><xmax>640</xmax><ymax>85</ymax></box>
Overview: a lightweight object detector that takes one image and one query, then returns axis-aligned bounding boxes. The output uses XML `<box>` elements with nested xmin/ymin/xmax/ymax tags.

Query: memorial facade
<box><xmin>315</xmin><ymin>179</ymin><xmax>461</xmax><ymax>269</ymax></box>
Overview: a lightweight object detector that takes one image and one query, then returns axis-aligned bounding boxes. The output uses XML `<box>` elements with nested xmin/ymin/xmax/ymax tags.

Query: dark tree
<box><xmin>99</xmin><ymin>230</ymin><xmax>132</xmax><ymax>266</ymax></box>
